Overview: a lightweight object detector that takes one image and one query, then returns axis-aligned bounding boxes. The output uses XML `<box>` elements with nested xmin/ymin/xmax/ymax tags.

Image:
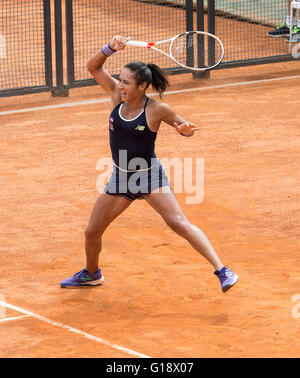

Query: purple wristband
<box><xmin>101</xmin><ymin>43</ymin><xmax>116</xmax><ymax>57</ymax></box>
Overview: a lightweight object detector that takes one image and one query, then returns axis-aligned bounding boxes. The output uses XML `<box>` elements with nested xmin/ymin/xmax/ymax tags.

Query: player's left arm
<box><xmin>156</xmin><ymin>102</ymin><xmax>200</xmax><ymax>137</ymax></box>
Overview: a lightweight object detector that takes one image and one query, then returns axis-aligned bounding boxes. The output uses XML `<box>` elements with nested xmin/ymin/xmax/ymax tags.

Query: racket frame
<box><xmin>126</xmin><ymin>31</ymin><xmax>225</xmax><ymax>71</ymax></box>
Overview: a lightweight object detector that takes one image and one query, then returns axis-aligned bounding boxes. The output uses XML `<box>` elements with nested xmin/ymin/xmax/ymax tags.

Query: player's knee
<box><xmin>167</xmin><ymin>216</ymin><xmax>191</xmax><ymax>237</ymax></box>
<box><xmin>84</xmin><ymin>227</ymin><xmax>102</xmax><ymax>241</ymax></box>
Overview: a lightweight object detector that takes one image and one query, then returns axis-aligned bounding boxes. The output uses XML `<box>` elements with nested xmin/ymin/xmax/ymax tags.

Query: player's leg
<box><xmin>145</xmin><ymin>190</ymin><xmax>223</xmax><ymax>270</ymax></box>
<box><xmin>84</xmin><ymin>193</ymin><xmax>131</xmax><ymax>273</ymax></box>
<box><xmin>60</xmin><ymin>193</ymin><xmax>131</xmax><ymax>287</ymax></box>
<box><xmin>144</xmin><ymin>189</ymin><xmax>238</xmax><ymax>292</ymax></box>
<box><xmin>286</xmin><ymin>6</ymin><xmax>300</xmax><ymax>42</ymax></box>
<box><xmin>268</xmin><ymin>0</ymin><xmax>293</xmax><ymax>37</ymax></box>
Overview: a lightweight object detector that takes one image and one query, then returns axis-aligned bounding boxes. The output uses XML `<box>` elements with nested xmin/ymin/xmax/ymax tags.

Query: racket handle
<box><xmin>126</xmin><ymin>40</ymin><xmax>148</xmax><ymax>47</ymax></box>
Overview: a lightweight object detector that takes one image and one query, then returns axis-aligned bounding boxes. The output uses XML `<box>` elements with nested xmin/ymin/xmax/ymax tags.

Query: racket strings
<box><xmin>171</xmin><ymin>32</ymin><xmax>223</xmax><ymax>70</ymax></box>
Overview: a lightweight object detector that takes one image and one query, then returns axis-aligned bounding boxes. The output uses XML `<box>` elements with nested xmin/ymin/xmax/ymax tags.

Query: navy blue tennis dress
<box><xmin>104</xmin><ymin>97</ymin><xmax>170</xmax><ymax>201</ymax></box>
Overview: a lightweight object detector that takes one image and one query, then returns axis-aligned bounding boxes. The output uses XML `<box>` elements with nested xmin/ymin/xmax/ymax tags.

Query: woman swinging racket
<box><xmin>60</xmin><ymin>36</ymin><xmax>238</xmax><ymax>292</ymax></box>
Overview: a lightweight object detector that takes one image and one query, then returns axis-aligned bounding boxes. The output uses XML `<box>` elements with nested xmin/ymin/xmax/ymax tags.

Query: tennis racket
<box><xmin>126</xmin><ymin>31</ymin><xmax>224</xmax><ymax>71</ymax></box>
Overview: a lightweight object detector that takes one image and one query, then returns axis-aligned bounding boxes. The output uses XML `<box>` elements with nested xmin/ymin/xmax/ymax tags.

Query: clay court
<box><xmin>1</xmin><ymin>0</ymin><xmax>300</xmax><ymax>359</ymax></box>
<box><xmin>1</xmin><ymin>59</ymin><xmax>300</xmax><ymax>357</ymax></box>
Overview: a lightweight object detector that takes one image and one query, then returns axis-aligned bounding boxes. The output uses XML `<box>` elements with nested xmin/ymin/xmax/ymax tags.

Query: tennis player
<box><xmin>60</xmin><ymin>35</ymin><xmax>238</xmax><ymax>292</ymax></box>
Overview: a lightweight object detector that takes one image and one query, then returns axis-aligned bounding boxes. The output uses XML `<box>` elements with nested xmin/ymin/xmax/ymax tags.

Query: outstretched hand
<box><xmin>174</xmin><ymin>121</ymin><xmax>200</xmax><ymax>137</ymax></box>
<box><xmin>109</xmin><ymin>35</ymin><xmax>130</xmax><ymax>51</ymax></box>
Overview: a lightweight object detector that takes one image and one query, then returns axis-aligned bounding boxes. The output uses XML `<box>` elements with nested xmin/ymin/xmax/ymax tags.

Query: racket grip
<box><xmin>126</xmin><ymin>40</ymin><xmax>148</xmax><ymax>47</ymax></box>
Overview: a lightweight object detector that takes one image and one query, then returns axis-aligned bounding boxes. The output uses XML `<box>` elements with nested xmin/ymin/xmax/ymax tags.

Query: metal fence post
<box><xmin>207</xmin><ymin>0</ymin><xmax>216</xmax><ymax>69</ymax></box>
<box><xmin>186</xmin><ymin>0</ymin><xmax>194</xmax><ymax>69</ymax></box>
<box><xmin>43</xmin><ymin>0</ymin><xmax>53</xmax><ymax>90</ymax></box>
<box><xmin>52</xmin><ymin>0</ymin><xmax>68</xmax><ymax>96</ymax></box>
<box><xmin>194</xmin><ymin>0</ymin><xmax>210</xmax><ymax>79</ymax></box>
<box><xmin>65</xmin><ymin>0</ymin><xmax>75</xmax><ymax>87</ymax></box>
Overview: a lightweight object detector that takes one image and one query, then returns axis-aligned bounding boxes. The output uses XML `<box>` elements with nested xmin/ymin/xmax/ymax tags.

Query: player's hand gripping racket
<box><xmin>126</xmin><ymin>31</ymin><xmax>224</xmax><ymax>71</ymax></box>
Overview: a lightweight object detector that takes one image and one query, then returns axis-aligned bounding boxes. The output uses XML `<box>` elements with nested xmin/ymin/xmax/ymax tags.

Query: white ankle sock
<box><xmin>286</xmin><ymin>16</ymin><xmax>297</xmax><ymax>26</ymax></box>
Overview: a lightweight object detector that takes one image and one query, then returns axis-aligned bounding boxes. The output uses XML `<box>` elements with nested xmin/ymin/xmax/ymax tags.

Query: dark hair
<box><xmin>124</xmin><ymin>61</ymin><xmax>169</xmax><ymax>97</ymax></box>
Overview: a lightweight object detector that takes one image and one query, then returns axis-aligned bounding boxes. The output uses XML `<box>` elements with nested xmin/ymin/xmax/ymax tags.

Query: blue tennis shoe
<box><xmin>214</xmin><ymin>266</ymin><xmax>238</xmax><ymax>292</ymax></box>
<box><xmin>60</xmin><ymin>268</ymin><xmax>104</xmax><ymax>288</ymax></box>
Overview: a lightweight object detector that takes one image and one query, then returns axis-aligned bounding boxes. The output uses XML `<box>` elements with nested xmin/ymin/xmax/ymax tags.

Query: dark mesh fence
<box><xmin>213</xmin><ymin>0</ymin><xmax>291</xmax><ymax>64</ymax></box>
<box><xmin>0</xmin><ymin>0</ymin><xmax>295</xmax><ymax>97</ymax></box>
<box><xmin>67</xmin><ymin>0</ymin><xmax>188</xmax><ymax>86</ymax></box>
<box><xmin>0</xmin><ymin>0</ymin><xmax>52</xmax><ymax>96</ymax></box>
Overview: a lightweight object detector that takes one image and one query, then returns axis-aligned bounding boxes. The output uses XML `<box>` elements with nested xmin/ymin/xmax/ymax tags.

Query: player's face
<box><xmin>118</xmin><ymin>68</ymin><xmax>145</xmax><ymax>102</ymax></box>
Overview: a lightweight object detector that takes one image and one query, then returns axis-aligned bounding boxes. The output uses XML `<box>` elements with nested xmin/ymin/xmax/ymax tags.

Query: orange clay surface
<box><xmin>0</xmin><ymin>61</ymin><xmax>300</xmax><ymax>358</ymax></box>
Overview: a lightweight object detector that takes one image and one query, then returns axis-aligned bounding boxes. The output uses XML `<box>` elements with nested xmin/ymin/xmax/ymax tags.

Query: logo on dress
<box><xmin>135</xmin><ymin>125</ymin><xmax>145</xmax><ymax>131</ymax></box>
<box><xmin>109</xmin><ymin>117</ymin><xmax>114</xmax><ymax>131</ymax></box>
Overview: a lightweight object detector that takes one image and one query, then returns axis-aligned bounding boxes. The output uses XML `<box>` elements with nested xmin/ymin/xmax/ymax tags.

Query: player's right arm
<box><xmin>86</xmin><ymin>35</ymin><xmax>129</xmax><ymax>107</ymax></box>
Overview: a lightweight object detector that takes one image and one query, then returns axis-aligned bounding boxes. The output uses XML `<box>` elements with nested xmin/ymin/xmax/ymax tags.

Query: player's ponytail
<box><xmin>146</xmin><ymin>63</ymin><xmax>169</xmax><ymax>97</ymax></box>
<box><xmin>124</xmin><ymin>61</ymin><xmax>169</xmax><ymax>98</ymax></box>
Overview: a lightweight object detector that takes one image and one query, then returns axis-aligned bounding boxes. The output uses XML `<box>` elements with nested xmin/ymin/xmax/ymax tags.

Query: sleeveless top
<box><xmin>108</xmin><ymin>97</ymin><xmax>157</xmax><ymax>171</ymax></box>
